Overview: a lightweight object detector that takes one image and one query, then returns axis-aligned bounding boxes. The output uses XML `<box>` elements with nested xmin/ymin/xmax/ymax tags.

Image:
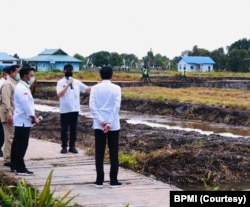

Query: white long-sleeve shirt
<box><xmin>89</xmin><ymin>80</ymin><xmax>121</xmax><ymax>131</ymax></box>
<box><xmin>56</xmin><ymin>77</ymin><xmax>88</xmax><ymax>113</ymax></box>
<box><xmin>13</xmin><ymin>80</ymin><xmax>35</xmax><ymax>127</ymax></box>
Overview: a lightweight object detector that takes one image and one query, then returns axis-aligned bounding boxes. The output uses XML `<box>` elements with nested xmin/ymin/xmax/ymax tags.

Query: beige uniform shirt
<box><xmin>0</xmin><ymin>76</ymin><xmax>18</xmax><ymax>122</ymax></box>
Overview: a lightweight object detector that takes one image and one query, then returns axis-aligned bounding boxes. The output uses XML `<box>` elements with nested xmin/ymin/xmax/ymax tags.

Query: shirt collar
<box><xmin>19</xmin><ymin>80</ymin><xmax>30</xmax><ymax>89</ymax></box>
<box><xmin>101</xmin><ymin>80</ymin><xmax>111</xmax><ymax>83</ymax></box>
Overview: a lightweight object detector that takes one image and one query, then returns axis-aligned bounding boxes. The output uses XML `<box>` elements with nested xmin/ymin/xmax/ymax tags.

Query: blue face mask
<box><xmin>15</xmin><ymin>73</ymin><xmax>20</xmax><ymax>81</ymax></box>
<box><xmin>28</xmin><ymin>76</ymin><xmax>35</xmax><ymax>85</ymax></box>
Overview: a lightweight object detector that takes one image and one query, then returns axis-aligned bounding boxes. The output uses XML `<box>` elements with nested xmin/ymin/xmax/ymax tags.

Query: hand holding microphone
<box><xmin>67</xmin><ymin>77</ymin><xmax>74</xmax><ymax>89</ymax></box>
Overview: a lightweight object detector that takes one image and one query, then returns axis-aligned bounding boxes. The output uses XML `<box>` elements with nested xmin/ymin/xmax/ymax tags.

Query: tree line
<box><xmin>74</xmin><ymin>38</ymin><xmax>250</xmax><ymax>72</ymax></box>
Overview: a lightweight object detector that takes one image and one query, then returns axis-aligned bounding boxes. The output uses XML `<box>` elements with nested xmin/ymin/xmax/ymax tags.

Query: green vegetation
<box><xmin>0</xmin><ymin>170</ymin><xmax>78</xmax><ymax>207</ymax></box>
<box><xmin>75</xmin><ymin>39</ymin><xmax>250</xmax><ymax>72</ymax></box>
<box><xmin>119</xmin><ymin>152</ymin><xmax>138</xmax><ymax>170</ymax></box>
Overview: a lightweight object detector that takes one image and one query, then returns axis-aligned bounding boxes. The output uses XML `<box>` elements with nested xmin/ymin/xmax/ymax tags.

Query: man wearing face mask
<box><xmin>56</xmin><ymin>64</ymin><xmax>91</xmax><ymax>154</ymax></box>
<box><xmin>0</xmin><ymin>64</ymin><xmax>21</xmax><ymax>167</ymax></box>
<box><xmin>11</xmin><ymin>66</ymin><xmax>40</xmax><ymax>175</ymax></box>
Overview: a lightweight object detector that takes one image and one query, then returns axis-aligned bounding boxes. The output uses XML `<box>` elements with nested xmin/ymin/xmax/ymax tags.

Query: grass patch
<box><xmin>119</xmin><ymin>152</ymin><xmax>138</xmax><ymax>170</ymax></box>
<box><xmin>122</xmin><ymin>86</ymin><xmax>250</xmax><ymax>110</ymax></box>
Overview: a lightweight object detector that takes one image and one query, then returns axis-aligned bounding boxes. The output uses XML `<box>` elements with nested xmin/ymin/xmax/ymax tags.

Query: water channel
<box><xmin>35</xmin><ymin>99</ymin><xmax>250</xmax><ymax>139</ymax></box>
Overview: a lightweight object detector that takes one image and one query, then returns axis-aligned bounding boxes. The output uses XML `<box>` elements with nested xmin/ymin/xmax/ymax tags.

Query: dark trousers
<box><xmin>0</xmin><ymin>123</ymin><xmax>4</xmax><ymax>149</ymax></box>
<box><xmin>11</xmin><ymin>126</ymin><xmax>31</xmax><ymax>171</ymax></box>
<box><xmin>94</xmin><ymin>129</ymin><xmax>119</xmax><ymax>184</ymax></box>
<box><xmin>60</xmin><ymin>112</ymin><xmax>78</xmax><ymax>149</ymax></box>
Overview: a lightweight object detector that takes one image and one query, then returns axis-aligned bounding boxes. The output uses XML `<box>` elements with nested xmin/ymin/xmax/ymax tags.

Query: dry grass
<box><xmin>35</xmin><ymin>69</ymin><xmax>250</xmax><ymax>81</ymax></box>
<box><xmin>122</xmin><ymin>86</ymin><xmax>250</xmax><ymax>110</ymax></box>
<box><xmin>35</xmin><ymin>69</ymin><xmax>141</xmax><ymax>81</ymax></box>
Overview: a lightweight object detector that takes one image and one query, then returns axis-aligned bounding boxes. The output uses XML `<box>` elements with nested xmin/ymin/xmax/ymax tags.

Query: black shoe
<box><xmin>110</xmin><ymin>181</ymin><xmax>122</xmax><ymax>188</ymax></box>
<box><xmin>16</xmin><ymin>169</ymin><xmax>34</xmax><ymax>176</ymax></box>
<box><xmin>69</xmin><ymin>147</ymin><xmax>78</xmax><ymax>153</ymax></box>
<box><xmin>92</xmin><ymin>182</ymin><xmax>103</xmax><ymax>188</ymax></box>
<box><xmin>60</xmin><ymin>148</ymin><xmax>67</xmax><ymax>154</ymax></box>
<box><xmin>10</xmin><ymin>167</ymin><xmax>16</xmax><ymax>173</ymax></box>
<box><xmin>0</xmin><ymin>149</ymin><xmax>3</xmax><ymax>157</ymax></box>
<box><xmin>3</xmin><ymin>162</ymin><xmax>11</xmax><ymax>167</ymax></box>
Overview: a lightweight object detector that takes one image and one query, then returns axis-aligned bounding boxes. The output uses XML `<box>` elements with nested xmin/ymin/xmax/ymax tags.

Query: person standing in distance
<box><xmin>11</xmin><ymin>66</ymin><xmax>39</xmax><ymax>175</ymax></box>
<box><xmin>0</xmin><ymin>67</ymin><xmax>8</xmax><ymax>157</ymax></box>
<box><xmin>89</xmin><ymin>65</ymin><xmax>122</xmax><ymax>188</ymax></box>
<box><xmin>0</xmin><ymin>65</ymin><xmax>21</xmax><ymax>166</ymax></box>
<box><xmin>56</xmin><ymin>64</ymin><xmax>91</xmax><ymax>154</ymax></box>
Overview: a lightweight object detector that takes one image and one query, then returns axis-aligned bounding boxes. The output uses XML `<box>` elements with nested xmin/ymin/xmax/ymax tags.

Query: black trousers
<box><xmin>11</xmin><ymin>126</ymin><xmax>31</xmax><ymax>171</ymax></box>
<box><xmin>60</xmin><ymin>112</ymin><xmax>78</xmax><ymax>149</ymax></box>
<box><xmin>0</xmin><ymin>123</ymin><xmax>4</xmax><ymax>149</ymax></box>
<box><xmin>94</xmin><ymin>129</ymin><xmax>119</xmax><ymax>184</ymax></box>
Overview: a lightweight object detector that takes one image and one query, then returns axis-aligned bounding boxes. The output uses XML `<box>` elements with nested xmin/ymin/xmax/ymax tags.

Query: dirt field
<box><xmin>30</xmin><ymin>90</ymin><xmax>250</xmax><ymax>190</ymax></box>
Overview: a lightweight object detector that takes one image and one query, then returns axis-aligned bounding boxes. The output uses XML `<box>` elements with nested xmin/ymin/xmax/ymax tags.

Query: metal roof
<box><xmin>0</xmin><ymin>52</ymin><xmax>18</xmax><ymax>61</ymax></box>
<box><xmin>39</xmin><ymin>49</ymin><xmax>68</xmax><ymax>55</ymax></box>
<box><xmin>26</xmin><ymin>48</ymin><xmax>81</xmax><ymax>63</ymax></box>
<box><xmin>181</xmin><ymin>56</ymin><xmax>215</xmax><ymax>64</ymax></box>
<box><xmin>26</xmin><ymin>55</ymin><xmax>81</xmax><ymax>62</ymax></box>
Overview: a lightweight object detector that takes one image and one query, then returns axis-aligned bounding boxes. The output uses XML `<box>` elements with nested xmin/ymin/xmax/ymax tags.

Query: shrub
<box><xmin>0</xmin><ymin>170</ymin><xmax>78</xmax><ymax>207</ymax></box>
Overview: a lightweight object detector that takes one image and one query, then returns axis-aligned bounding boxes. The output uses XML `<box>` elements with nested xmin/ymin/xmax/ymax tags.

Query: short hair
<box><xmin>6</xmin><ymin>64</ymin><xmax>20</xmax><ymax>75</ymax></box>
<box><xmin>100</xmin><ymin>65</ymin><xmax>113</xmax><ymax>80</ymax></box>
<box><xmin>64</xmin><ymin>64</ymin><xmax>73</xmax><ymax>71</ymax></box>
<box><xmin>20</xmin><ymin>66</ymin><xmax>34</xmax><ymax>78</ymax></box>
<box><xmin>2</xmin><ymin>66</ymin><xmax>9</xmax><ymax>73</ymax></box>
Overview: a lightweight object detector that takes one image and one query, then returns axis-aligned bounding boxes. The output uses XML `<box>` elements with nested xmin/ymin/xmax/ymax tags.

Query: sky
<box><xmin>0</xmin><ymin>0</ymin><xmax>249</xmax><ymax>59</ymax></box>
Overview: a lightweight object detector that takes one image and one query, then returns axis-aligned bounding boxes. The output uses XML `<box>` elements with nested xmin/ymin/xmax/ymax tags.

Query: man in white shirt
<box><xmin>89</xmin><ymin>65</ymin><xmax>122</xmax><ymax>188</ymax></box>
<box><xmin>11</xmin><ymin>66</ymin><xmax>40</xmax><ymax>175</ymax></box>
<box><xmin>56</xmin><ymin>64</ymin><xmax>91</xmax><ymax>154</ymax></box>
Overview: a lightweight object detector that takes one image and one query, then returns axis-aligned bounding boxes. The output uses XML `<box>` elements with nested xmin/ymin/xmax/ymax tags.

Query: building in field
<box><xmin>0</xmin><ymin>52</ymin><xmax>19</xmax><ymax>70</ymax></box>
<box><xmin>26</xmin><ymin>49</ymin><xmax>81</xmax><ymax>72</ymax></box>
<box><xmin>178</xmin><ymin>56</ymin><xmax>215</xmax><ymax>72</ymax></box>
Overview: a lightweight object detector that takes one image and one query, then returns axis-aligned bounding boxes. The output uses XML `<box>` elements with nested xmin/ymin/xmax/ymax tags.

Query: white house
<box><xmin>178</xmin><ymin>56</ymin><xmax>215</xmax><ymax>72</ymax></box>
<box><xmin>0</xmin><ymin>52</ymin><xmax>19</xmax><ymax>70</ymax></box>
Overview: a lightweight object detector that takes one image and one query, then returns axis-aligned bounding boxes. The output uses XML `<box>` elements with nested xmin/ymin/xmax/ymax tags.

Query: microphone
<box><xmin>68</xmin><ymin>77</ymin><xmax>74</xmax><ymax>89</ymax></box>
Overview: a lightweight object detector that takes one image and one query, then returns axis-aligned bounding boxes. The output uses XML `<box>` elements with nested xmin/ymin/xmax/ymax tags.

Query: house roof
<box><xmin>181</xmin><ymin>56</ymin><xmax>215</xmax><ymax>64</ymax></box>
<box><xmin>26</xmin><ymin>49</ymin><xmax>81</xmax><ymax>63</ymax></box>
<box><xmin>0</xmin><ymin>52</ymin><xmax>18</xmax><ymax>61</ymax></box>
<box><xmin>39</xmin><ymin>49</ymin><xmax>68</xmax><ymax>55</ymax></box>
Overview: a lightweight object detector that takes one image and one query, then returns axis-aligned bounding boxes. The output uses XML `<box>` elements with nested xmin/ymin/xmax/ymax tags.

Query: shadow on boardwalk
<box><xmin>1</xmin><ymin>138</ymin><xmax>181</xmax><ymax>207</ymax></box>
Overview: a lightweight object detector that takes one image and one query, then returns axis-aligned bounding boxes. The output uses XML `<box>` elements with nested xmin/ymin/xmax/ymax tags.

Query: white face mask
<box><xmin>15</xmin><ymin>73</ymin><xmax>20</xmax><ymax>81</ymax></box>
<box><xmin>28</xmin><ymin>76</ymin><xmax>35</xmax><ymax>85</ymax></box>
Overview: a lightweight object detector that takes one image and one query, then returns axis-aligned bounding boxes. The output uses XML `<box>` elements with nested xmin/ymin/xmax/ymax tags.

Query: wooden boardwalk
<box><xmin>1</xmin><ymin>138</ymin><xmax>181</xmax><ymax>207</ymax></box>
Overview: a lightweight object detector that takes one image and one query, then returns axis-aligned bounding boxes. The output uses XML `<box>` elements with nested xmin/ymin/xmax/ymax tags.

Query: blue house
<box><xmin>178</xmin><ymin>56</ymin><xmax>215</xmax><ymax>72</ymax></box>
<box><xmin>0</xmin><ymin>52</ymin><xmax>19</xmax><ymax>70</ymax></box>
<box><xmin>26</xmin><ymin>49</ymin><xmax>81</xmax><ymax>72</ymax></box>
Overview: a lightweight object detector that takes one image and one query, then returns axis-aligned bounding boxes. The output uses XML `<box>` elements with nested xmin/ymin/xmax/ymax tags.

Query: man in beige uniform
<box><xmin>0</xmin><ymin>67</ymin><xmax>8</xmax><ymax>157</ymax></box>
<box><xmin>0</xmin><ymin>64</ymin><xmax>20</xmax><ymax>166</ymax></box>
